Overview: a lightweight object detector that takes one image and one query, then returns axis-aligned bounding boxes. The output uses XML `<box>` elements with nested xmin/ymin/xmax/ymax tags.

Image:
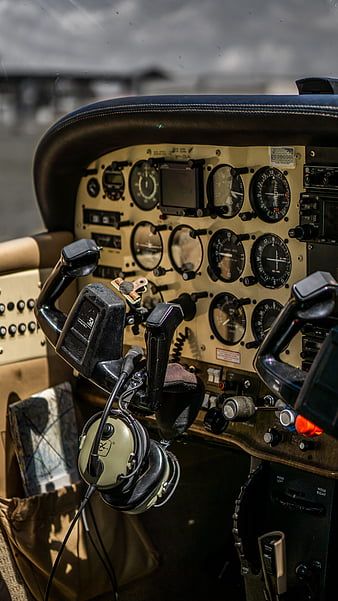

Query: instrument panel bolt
<box><xmin>200</xmin><ymin>345</ymin><xmax>206</xmax><ymax>351</ymax></box>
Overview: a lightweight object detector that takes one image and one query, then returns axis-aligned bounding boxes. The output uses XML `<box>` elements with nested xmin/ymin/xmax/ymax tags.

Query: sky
<box><xmin>1</xmin><ymin>0</ymin><xmax>338</xmax><ymax>80</ymax></box>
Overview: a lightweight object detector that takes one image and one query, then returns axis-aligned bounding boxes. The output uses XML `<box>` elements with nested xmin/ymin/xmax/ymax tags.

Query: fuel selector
<box><xmin>221</xmin><ymin>396</ymin><xmax>256</xmax><ymax>422</ymax></box>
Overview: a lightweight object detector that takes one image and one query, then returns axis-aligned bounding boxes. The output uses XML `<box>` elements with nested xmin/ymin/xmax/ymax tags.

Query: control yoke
<box><xmin>36</xmin><ymin>239</ymin><xmax>185</xmax><ymax>409</ymax></box>
<box><xmin>255</xmin><ymin>271</ymin><xmax>338</xmax><ymax>433</ymax></box>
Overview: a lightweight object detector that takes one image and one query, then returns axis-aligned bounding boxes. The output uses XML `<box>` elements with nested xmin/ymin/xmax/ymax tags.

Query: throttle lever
<box><xmin>255</xmin><ymin>271</ymin><xmax>338</xmax><ymax>406</ymax></box>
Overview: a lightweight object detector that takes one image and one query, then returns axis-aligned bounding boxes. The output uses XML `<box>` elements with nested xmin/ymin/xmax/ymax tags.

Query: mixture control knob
<box><xmin>203</xmin><ymin>408</ymin><xmax>229</xmax><ymax>435</ymax></box>
<box><xmin>222</xmin><ymin>396</ymin><xmax>256</xmax><ymax>422</ymax></box>
<box><xmin>288</xmin><ymin>224</ymin><xmax>318</xmax><ymax>241</ymax></box>
<box><xmin>263</xmin><ymin>427</ymin><xmax>282</xmax><ymax>447</ymax></box>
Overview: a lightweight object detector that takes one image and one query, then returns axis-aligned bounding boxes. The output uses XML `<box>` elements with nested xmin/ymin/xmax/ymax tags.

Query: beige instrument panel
<box><xmin>0</xmin><ymin>269</ymin><xmax>47</xmax><ymax>366</ymax></box>
<box><xmin>75</xmin><ymin>143</ymin><xmax>306</xmax><ymax>374</ymax></box>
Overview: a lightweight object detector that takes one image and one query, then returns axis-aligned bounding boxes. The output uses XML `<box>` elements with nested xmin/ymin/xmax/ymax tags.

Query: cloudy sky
<box><xmin>1</xmin><ymin>0</ymin><xmax>338</xmax><ymax>79</ymax></box>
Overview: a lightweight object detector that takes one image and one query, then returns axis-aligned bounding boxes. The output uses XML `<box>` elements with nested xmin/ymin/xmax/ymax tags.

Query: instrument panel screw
<box><xmin>216</xmin><ymin>149</ymin><xmax>221</xmax><ymax>156</ymax></box>
<box><xmin>200</xmin><ymin>345</ymin><xmax>206</xmax><ymax>351</ymax></box>
<box><xmin>0</xmin><ymin>348</ymin><xmax>3</xmax><ymax>355</ymax></box>
<box><xmin>309</xmin><ymin>150</ymin><xmax>316</xmax><ymax>158</ymax></box>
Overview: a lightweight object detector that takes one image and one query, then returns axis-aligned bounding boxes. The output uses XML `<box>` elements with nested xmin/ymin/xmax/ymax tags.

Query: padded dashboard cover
<box><xmin>34</xmin><ymin>93</ymin><xmax>338</xmax><ymax>231</ymax></box>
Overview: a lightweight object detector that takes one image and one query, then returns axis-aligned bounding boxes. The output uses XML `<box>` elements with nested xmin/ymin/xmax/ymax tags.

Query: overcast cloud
<box><xmin>1</xmin><ymin>0</ymin><xmax>338</xmax><ymax>78</ymax></box>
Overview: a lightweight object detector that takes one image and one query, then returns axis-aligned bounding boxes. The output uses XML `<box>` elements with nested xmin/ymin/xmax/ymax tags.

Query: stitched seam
<box><xmin>43</xmin><ymin>104</ymin><xmax>338</xmax><ymax>141</ymax></box>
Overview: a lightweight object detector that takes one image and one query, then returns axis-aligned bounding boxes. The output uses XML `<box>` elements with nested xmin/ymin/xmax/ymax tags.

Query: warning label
<box><xmin>216</xmin><ymin>348</ymin><xmax>241</xmax><ymax>365</ymax></box>
<box><xmin>269</xmin><ymin>147</ymin><xmax>296</xmax><ymax>168</ymax></box>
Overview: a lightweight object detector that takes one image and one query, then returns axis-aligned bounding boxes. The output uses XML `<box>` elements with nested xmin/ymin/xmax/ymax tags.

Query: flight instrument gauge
<box><xmin>251</xmin><ymin>234</ymin><xmax>291</xmax><ymax>288</ymax></box>
<box><xmin>131</xmin><ymin>221</ymin><xmax>163</xmax><ymax>271</ymax></box>
<box><xmin>208</xmin><ymin>229</ymin><xmax>246</xmax><ymax>282</ymax></box>
<box><xmin>129</xmin><ymin>160</ymin><xmax>160</xmax><ymax>210</ymax></box>
<box><xmin>251</xmin><ymin>299</ymin><xmax>283</xmax><ymax>343</ymax></box>
<box><xmin>168</xmin><ymin>225</ymin><xmax>203</xmax><ymax>276</ymax></box>
<box><xmin>250</xmin><ymin>167</ymin><xmax>290</xmax><ymax>223</ymax></box>
<box><xmin>102</xmin><ymin>164</ymin><xmax>125</xmax><ymax>200</ymax></box>
<box><xmin>207</xmin><ymin>164</ymin><xmax>244</xmax><ymax>218</ymax></box>
<box><xmin>209</xmin><ymin>292</ymin><xmax>246</xmax><ymax>345</ymax></box>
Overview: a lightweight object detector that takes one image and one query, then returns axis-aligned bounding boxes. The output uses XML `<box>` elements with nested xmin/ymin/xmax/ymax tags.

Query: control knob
<box><xmin>263</xmin><ymin>427</ymin><xmax>283</xmax><ymax>447</ymax></box>
<box><xmin>288</xmin><ymin>224</ymin><xmax>318</xmax><ymax>241</ymax></box>
<box><xmin>222</xmin><ymin>396</ymin><xmax>256</xmax><ymax>422</ymax></box>
<box><xmin>203</xmin><ymin>407</ymin><xmax>229</xmax><ymax>435</ymax></box>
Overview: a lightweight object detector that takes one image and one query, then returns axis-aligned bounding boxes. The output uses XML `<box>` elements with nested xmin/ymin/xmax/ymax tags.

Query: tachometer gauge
<box><xmin>209</xmin><ymin>292</ymin><xmax>246</xmax><ymax>345</ymax></box>
<box><xmin>208</xmin><ymin>229</ymin><xmax>245</xmax><ymax>282</ymax></box>
<box><xmin>251</xmin><ymin>234</ymin><xmax>291</xmax><ymax>288</ymax></box>
<box><xmin>131</xmin><ymin>221</ymin><xmax>163</xmax><ymax>271</ymax></box>
<box><xmin>250</xmin><ymin>167</ymin><xmax>290</xmax><ymax>222</ymax></box>
<box><xmin>102</xmin><ymin>164</ymin><xmax>125</xmax><ymax>200</ymax></box>
<box><xmin>207</xmin><ymin>164</ymin><xmax>244</xmax><ymax>218</ymax></box>
<box><xmin>129</xmin><ymin>160</ymin><xmax>160</xmax><ymax>210</ymax></box>
<box><xmin>169</xmin><ymin>225</ymin><xmax>203</xmax><ymax>276</ymax></box>
<box><xmin>251</xmin><ymin>299</ymin><xmax>283</xmax><ymax>343</ymax></box>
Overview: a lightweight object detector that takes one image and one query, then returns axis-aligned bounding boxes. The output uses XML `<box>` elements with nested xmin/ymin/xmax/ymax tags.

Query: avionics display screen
<box><xmin>160</xmin><ymin>162</ymin><xmax>198</xmax><ymax>209</ymax></box>
<box><xmin>324</xmin><ymin>200</ymin><xmax>338</xmax><ymax>240</ymax></box>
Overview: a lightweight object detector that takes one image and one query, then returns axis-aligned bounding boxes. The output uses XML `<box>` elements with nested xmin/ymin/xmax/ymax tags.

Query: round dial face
<box><xmin>251</xmin><ymin>299</ymin><xmax>283</xmax><ymax>343</ymax></box>
<box><xmin>251</xmin><ymin>234</ymin><xmax>291</xmax><ymax>288</ymax></box>
<box><xmin>169</xmin><ymin>225</ymin><xmax>203</xmax><ymax>275</ymax></box>
<box><xmin>207</xmin><ymin>164</ymin><xmax>244</xmax><ymax>218</ymax></box>
<box><xmin>250</xmin><ymin>167</ymin><xmax>290</xmax><ymax>223</ymax></box>
<box><xmin>102</xmin><ymin>165</ymin><xmax>125</xmax><ymax>200</ymax></box>
<box><xmin>129</xmin><ymin>160</ymin><xmax>160</xmax><ymax>210</ymax></box>
<box><xmin>131</xmin><ymin>221</ymin><xmax>163</xmax><ymax>271</ymax></box>
<box><xmin>208</xmin><ymin>229</ymin><xmax>245</xmax><ymax>282</ymax></box>
<box><xmin>87</xmin><ymin>177</ymin><xmax>100</xmax><ymax>198</ymax></box>
<box><xmin>209</xmin><ymin>292</ymin><xmax>246</xmax><ymax>345</ymax></box>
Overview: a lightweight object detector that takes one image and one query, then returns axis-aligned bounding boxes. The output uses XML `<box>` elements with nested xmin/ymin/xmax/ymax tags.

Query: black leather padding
<box><xmin>33</xmin><ymin>94</ymin><xmax>338</xmax><ymax>232</ymax></box>
<box><xmin>101</xmin><ymin>440</ymin><xmax>168</xmax><ymax>512</ymax></box>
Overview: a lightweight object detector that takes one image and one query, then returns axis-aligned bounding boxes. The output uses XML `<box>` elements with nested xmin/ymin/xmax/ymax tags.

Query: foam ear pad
<box><xmin>100</xmin><ymin>440</ymin><xmax>168</xmax><ymax>513</ymax></box>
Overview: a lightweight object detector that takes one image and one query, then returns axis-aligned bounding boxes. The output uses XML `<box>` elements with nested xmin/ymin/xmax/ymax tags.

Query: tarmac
<box><xmin>0</xmin><ymin>122</ymin><xmax>46</xmax><ymax>242</ymax></box>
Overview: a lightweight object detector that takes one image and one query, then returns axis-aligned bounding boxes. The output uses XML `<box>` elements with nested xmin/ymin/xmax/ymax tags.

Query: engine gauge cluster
<box><xmin>76</xmin><ymin>142</ymin><xmax>306</xmax><ymax>374</ymax></box>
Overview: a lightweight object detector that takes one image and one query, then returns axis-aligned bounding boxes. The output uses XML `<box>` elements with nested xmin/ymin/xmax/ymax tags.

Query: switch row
<box><xmin>0</xmin><ymin>299</ymin><xmax>35</xmax><ymax>315</ymax></box>
<box><xmin>0</xmin><ymin>322</ymin><xmax>37</xmax><ymax>337</ymax></box>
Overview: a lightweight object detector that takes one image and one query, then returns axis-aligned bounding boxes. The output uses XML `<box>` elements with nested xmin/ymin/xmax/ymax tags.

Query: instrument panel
<box><xmin>72</xmin><ymin>143</ymin><xmax>338</xmax><ymax>477</ymax></box>
<box><xmin>75</xmin><ymin>143</ymin><xmax>306</xmax><ymax>374</ymax></box>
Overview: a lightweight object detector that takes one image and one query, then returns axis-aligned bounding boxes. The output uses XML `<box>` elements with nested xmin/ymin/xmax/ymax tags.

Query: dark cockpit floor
<box><xmin>119</xmin><ymin>438</ymin><xmax>250</xmax><ymax>601</ymax></box>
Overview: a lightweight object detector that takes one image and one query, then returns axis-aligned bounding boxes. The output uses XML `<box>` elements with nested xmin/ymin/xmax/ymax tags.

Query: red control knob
<box><xmin>295</xmin><ymin>415</ymin><xmax>323</xmax><ymax>437</ymax></box>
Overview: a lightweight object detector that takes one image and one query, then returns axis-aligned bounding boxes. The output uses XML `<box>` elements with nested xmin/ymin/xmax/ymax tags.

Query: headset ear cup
<box><xmin>100</xmin><ymin>440</ymin><xmax>170</xmax><ymax>513</ymax></box>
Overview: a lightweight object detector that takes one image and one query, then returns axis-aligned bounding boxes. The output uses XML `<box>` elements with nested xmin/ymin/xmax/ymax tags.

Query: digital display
<box><xmin>324</xmin><ymin>200</ymin><xmax>338</xmax><ymax>240</ymax></box>
<box><xmin>160</xmin><ymin>162</ymin><xmax>199</xmax><ymax>210</ymax></box>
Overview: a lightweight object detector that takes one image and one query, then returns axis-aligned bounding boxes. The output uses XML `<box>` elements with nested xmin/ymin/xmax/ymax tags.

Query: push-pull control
<box><xmin>221</xmin><ymin>396</ymin><xmax>256</xmax><ymax>422</ymax></box>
